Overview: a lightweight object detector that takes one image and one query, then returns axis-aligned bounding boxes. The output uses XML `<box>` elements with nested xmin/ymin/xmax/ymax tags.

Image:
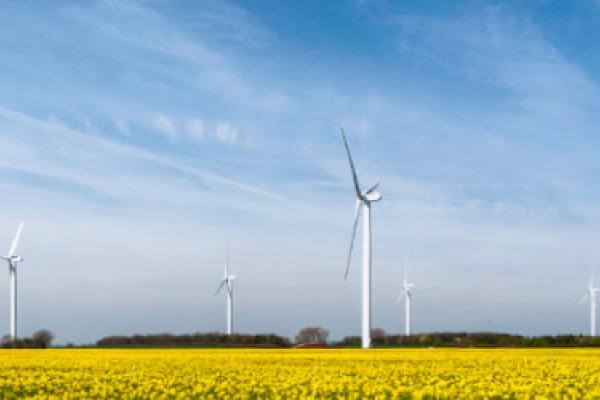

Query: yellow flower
<box><xmin>0</xmin><ymin>348</ymin><xmax>598</xmax><ymax>398</ymax></box>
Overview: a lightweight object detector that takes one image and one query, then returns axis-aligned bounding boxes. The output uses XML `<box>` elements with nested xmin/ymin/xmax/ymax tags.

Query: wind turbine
<box><xmin>214</xmin><ymin>246</ymin><xmax>236</xmax><ymax>335</ymax></box>
<box><xmin>396</xmin><ymin>271</ymin><xmax>415</xmax><ymax>336</ymax></box>
<box><xmin>1</xmin><ymin>222</ymin><xmax>24</xmax><ymax>340</ymax></box>
<box><xmin>580</xmin><ymin>270</ymin><xmax>599</xmax><ymax>337</ymax></box>
<box><xmin>341</xmin><ymin>128</ymin><xmax>382</xmax><ymax>349</ymax></box>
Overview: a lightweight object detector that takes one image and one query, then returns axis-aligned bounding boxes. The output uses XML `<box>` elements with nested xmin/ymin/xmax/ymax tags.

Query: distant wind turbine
<box><xmin>214</xmin><ymin>246</ymin><xmax>237</xmax><ymax>335</ymax></box>
<box><xmin>580</xmin><ymin>270</ymin><xmax>599</xmax><ymax>337</ymax></box>
<box><xmin>341</xmin><ymin>128</ymin><xmax>382</xmax><ymax>349</ymax></box>
<box><xmin>1</xmin><ymin>222</ymin><xmax>24</xmax><ymax>340</ymax></box>
<box><xmin>397</xmin><ymin>271</ymin><xmax>415</xmax><ymax>336</ymax></box>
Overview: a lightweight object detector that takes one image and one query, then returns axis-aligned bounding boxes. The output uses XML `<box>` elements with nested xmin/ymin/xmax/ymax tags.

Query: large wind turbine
<box><xmin>341</xmin><ymin>128</ymin><xmax>382</xmax><ymax>349</ymax></box>
<box><xmin>397</xmin><ymin>271</ymin><xmax>415</xmax><ymax>336</ymax></box>
<box><xmin>1</xmin><ymin>222</ymin><xmax>24</xmax><ymax>340</ymax></box>
<box><xmin>214</xmin><ymin>247</ymin><xmax>237</xmax><ymax>335</ymax></box>
<box><xmin>580</xmin><ymin>271</ymin><xmax>599</xmax><ymax>337</ymax></box>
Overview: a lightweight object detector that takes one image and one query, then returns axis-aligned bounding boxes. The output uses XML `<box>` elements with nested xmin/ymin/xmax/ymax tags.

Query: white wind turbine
<box><xmin>341</xmin><ymin>128</ymin><xmax>382</xmax><ymax>349</ymax></box>
<box><xmin>214</xmin><ymin>246</ymin><xmax>237</xmax><ymax>335</ymax></box>
<box><xmin>396</xmin><ymin>271</ymin><xmax>415</xmax><ymax>336</ymax></box>
<box><xmin>580</xmin><ymin>270</ymin><xmax>599</xmax><ymax>337</ymax></box>
<box><xmin>1</xmin><ymin>222</ymin><xmax>24</xmax><ymax>340</ymax></box>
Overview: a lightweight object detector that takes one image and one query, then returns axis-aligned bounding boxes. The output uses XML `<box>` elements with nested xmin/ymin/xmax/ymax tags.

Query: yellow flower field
<box><xmin>0</xmin><ymin>348</ymin><xmax>599</xmax><ymax>399</ymax></box>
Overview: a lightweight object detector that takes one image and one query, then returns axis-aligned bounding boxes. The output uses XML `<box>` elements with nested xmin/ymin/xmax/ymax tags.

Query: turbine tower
<box><xmin>1</xmin><ymin>222</ymin><xmax>24</xmax><ymax>340</ymax></box>
<box><xmin>341</xmin><ymin>128</ymin><xmax>382</xmax><ymax>349</ymax></box>
<box><xmin>397</xmin><ymin>271</ymin><xmax>415</xmax><ymax>336</ymax></box>
<box><xmin>214</xmin><ymin>246</ymin><xmax>236</xmax><ymax>335</ymax></box>
<box><xmin>580</xmin><ymin>271</ymin><xmax>599</xmax><ymax>337</ymax></box>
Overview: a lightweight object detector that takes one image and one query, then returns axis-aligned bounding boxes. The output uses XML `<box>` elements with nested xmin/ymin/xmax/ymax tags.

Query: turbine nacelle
<box><xmin>363</xmin><ymin>191</ymin><xmax>382</xmax><ymax>202</ymax></box>
<box><xmin>0</xmin><ymin>256</ymin><xmax>22</xmax><ymax>268</ymax></box>
<box><xmin>8</xmin><ymin>256</ymin><xmax>23</xmax><ymax>265</ymax></box>
<box><xmin>399</xmin><ymin>284</ymin><xmax>414</xmax><ymax>300</ymax></box>
<box><xmin>397</xmin><ymin>288</ymin><xmax>413</xmax><ymax>303</ymax></box>
<box><xmin>586</xmin><ymin>270</ymin><xmax>599</xmax><ymax>300</ymax></box>
<box><xmin>215</xmin><ymin>276</ymin><xmax>236</xmax><ymax>296</ymax></box>
<box><xmin>398</xmin><ymin>271</ymin><xmax>415</xmax><ymax>303</ymax></box>
<box><xmin>216</xmin><ymin>247</ymin><xmax>237</xmax><ymax>296</ymax></box>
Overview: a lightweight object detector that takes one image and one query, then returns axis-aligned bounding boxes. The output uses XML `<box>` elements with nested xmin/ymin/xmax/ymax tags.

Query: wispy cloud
<box><xmin>59</xmin><ymin>0</ymin><xmax>292</xmax><ymax>115</ymax></box>
<box><xmin>0</xmin><ymin>105</ymin><xmax>286</xmax><ymax>204</ymax></box>
<box><xmin>153</xmin><ymin>114</ymin><xmax>178</xmax><ymax>139</ymax></box>
<box><xmin>215</xmin><ymin>121</ymin><xmax>238</xmax><ymax>145</ymax></box>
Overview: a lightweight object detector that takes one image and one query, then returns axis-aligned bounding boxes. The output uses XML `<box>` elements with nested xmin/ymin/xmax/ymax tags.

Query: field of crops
<box><xmin>1</xmin><ymin>348</ymin><xmax>599</xmax><ymax>398</ymax></box>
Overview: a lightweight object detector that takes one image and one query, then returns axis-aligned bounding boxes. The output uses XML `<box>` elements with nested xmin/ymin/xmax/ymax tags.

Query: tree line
<box><xmin>96</xmin><ymin>328</ymin><xmax>600</xmax><ymax>348</ymax></box>
<box><xmin>337</xmin><ymin>331</ymin><xmax>600</xmax><ymax>347</ymax></box>
<box><xmin>6</xmin><ymin>327</ymin><xmax>600</xmax><ymax>348</ymax></box>
<box><xmin>1</xmin><ymin>330</ymin><xmax>54</xmax><ymax>349</ymax></box>
<box><xmin>96</xmin><ymin>327</ymin><xmax>331</xmax><ymax>348</ymax></box>
<box><xmin>96</xmin><ymin>332</ymin><xmax>290</xmax><ymax>347</ymax></box>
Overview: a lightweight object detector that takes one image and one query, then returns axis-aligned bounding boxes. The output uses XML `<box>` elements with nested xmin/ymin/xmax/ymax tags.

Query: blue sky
<box><xmin>2</xmin><ymin>0</ymin><xmax>600</xmax><ymax>343</ymax></box>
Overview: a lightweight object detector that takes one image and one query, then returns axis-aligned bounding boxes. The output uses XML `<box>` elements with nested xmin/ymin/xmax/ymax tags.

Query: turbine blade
<box><xmin>214</xmin><ymin>280</ymin><xmax>227</xmax><ymax>296</ymax></box>
<box><xmin>345</xmin><ymin>200</ymin><xmax>362</xmax><ymax>280</ymax></box>
<box><xmin>8</xmin><ymin>222</ymin><xmax>24</xmax><ymax>257</ymax></box>
<box><xmin>396</xmin><ymin>290</ymin><xmax>405</xmax><ymax>304</ymax></box>
<box><xmin>340</xmin><ymin>128</ymin><xmax>362</xmax><ymax>199</ymax></box>
<box><xmin>365</xmin><ymin>182</ymin><xmax>379</xmax><ymax>194</ymax></box>
<box><xmin>580</xmin><ymin>294</ymin><xmax>589</xmax><ymax>305</ymax></box>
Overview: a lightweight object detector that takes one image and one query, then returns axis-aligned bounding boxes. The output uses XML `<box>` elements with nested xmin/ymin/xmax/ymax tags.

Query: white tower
<box><xmin>397</xmin><ymin>271</ymin><xmax>415</xmax><ymax>336</ymax></box>
<box><xmin>581</xmin><ymin>271</ymin><xmax>599</xmax><ymax>337</ymax></box>
<box><xmin>341</xmin><ymin>129</ymin><xmax>382</xmax><ymax>349</ymax></box>
<box><xmin>1</xmin><ymin>222</ymin><xmax>24</xmax><ymax>340</ymax></box>
<box><xmin>215</xmin><ymin>247</ymin><xmax>237</xmax><ymax>335</ymax></box>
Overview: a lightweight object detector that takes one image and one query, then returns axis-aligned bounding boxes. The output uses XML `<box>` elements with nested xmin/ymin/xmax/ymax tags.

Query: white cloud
<box><xmin>153</xmin><ymin>113</ymin><xmax>177</xmax><ymax>138</ymax></box>
<box><xmin>215</xmin><ymin>120</ymin><xmax>238</xmax><ymax>144</ymax></box>
<box><xmin>0</xmin><ymin>105</ymin><xmax>285</xmax><ymax>203</ymax></box>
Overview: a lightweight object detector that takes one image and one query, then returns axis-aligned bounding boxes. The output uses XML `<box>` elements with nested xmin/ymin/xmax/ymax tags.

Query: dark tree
<box><xmin>371</xmin><ymin>328</ymin><xmax>386</xmax><ymax>340</ymax></box>
<box><xmin>32</xmin><ymin>330</ymin><xmax>54</xmax><ymax>348</ymax></box>
<box><xmin>295</xmin><ymin>327</ymin><xmax>329</xmax><ymax>344</ymax></box>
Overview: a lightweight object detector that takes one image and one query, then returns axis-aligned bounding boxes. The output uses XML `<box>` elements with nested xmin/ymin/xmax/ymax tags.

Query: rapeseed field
<box><xmin>0</xmin><ymin>348</ymin><xmax>599</xmax><ymax>399</ymax></box>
